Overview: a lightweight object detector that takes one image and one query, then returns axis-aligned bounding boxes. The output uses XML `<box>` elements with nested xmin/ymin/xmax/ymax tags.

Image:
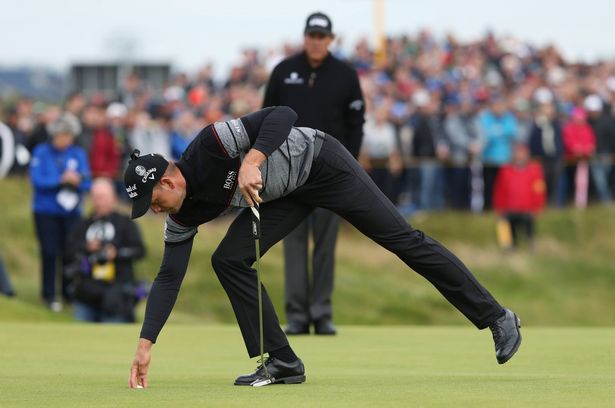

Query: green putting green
<box><xmin>1</xmin><ymin>323</ymin><xmax>614</xmax><ymax>407</ymax></box>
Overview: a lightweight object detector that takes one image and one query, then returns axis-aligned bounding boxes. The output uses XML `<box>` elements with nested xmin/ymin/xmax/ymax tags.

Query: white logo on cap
<box><xmin>126</xmin><ymin>184</ymin><xmax>138</xmax><ymax>199</ymax></box>
<box><xmin>141</xmin><ymin>168</ymin><xmax>157</xmax><ymax>183</ymax></box>
<box><xmin>135</xmin><ymin>165</ymin><xmax>147</xmax><ymax>177</ymax></box>
<box><xmin>309</xmin><ymin>17</ymin><xmax>329</xmax><ymax>28</ymax></box>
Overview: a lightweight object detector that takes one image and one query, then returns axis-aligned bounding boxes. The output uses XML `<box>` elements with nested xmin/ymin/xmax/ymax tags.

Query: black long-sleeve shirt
<box><xmin>262</xmin><ymin>52</ymin><xmax>365</xmax><ymax>157</ymax></box>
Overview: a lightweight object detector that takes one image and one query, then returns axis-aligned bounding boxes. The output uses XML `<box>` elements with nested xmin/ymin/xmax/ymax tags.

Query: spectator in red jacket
<box><xmin>562</xmin><ymin>107</ymin><xmax>596</xmax><ymax>158</ymax></box>
<box><xmin>85</xmin><ymin>105</ymin><xmax>120</xmax><ymax>179</ymax></box>
<box><xmin>562</xmin><ymin>107</ymin><xmax>596</xmax><ymax>208</ymax></box>
<box><xmin>493</xmin><ymin>143</ymin><xmax>546</xmax><ymax>250</ymax></box>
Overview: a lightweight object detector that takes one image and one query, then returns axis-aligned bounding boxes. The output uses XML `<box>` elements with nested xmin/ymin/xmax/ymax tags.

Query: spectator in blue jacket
<box><xmin>478</xmin><ymin>96</ymin><xmax>518</xmax><ymax>209</ymax></box>
<box><xmin>170</xmin><ymin>110</ymin><xmax>199</xmax><ymax>160</ymax></box>
<box><xmin>30</xmin><ymin>114</ymin><xmax>91</xmax><ymax>311</ymax></box>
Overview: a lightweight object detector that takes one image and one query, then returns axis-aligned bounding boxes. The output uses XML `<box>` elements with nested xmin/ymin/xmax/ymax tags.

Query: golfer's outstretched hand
<box><xmin>239</xmin><ymin>149</ymin><xmax>266</xmax><ymax>207</ymax></box>
<box><xmin>129</xmin><ymin>339</ymin><xmax>152</xmax><ymax>389</ymax></box>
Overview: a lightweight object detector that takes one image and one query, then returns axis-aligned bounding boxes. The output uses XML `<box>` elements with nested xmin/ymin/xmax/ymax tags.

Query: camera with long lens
<box><xmin>88</xmin><ymin>248</ymin><xmax>109</xmax><ymax>265</ymax></box>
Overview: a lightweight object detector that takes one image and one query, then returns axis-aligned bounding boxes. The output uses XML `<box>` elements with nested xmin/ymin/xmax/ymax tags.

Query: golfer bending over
<box><xmin>126</xmin><ymin>106</ymin><xmax>521</xmax><ymax>388</ymax></box>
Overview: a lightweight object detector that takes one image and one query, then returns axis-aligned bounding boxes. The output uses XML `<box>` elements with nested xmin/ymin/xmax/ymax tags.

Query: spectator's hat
<box><xmin>106</xmin><ymin>102</ymin><xmax>128</xmax><ymax>119</ymax></box>
<box><xmin>164</xmin><ymin>86</ymin><xmax>185</xmax><ymax>103</ymax></box>
<box><xmin>583</xmin><ymin>94</ymin><xmax>603</xmax><ymax>112</ymax></box>
<box><xmin>124</xmin><ymin>149</ymin><xmax>169</xmax><ymax>219</ymax></box>
<box><xmin>533</xmin><ymin>87</ymin><xmax>554</xmax><ymax>105</ymax></box>
<box><xmin>305</xmin><ymin>12</ymin><xmax>333</xmax><ymax>36</ymax></box>
<box><xmin>47</xmin><ymin>114</ymin><xmax>81</xmax><ymax>137</ymax></box>
<box><xmin>148</xmin><ymin>103</ymin><xmax>171</xmax><ymax>121</ymax></box>
<box><xmin>412</xmin><ymin>89</ymin><xmax>430</xmax><ymax>107</ymax></box>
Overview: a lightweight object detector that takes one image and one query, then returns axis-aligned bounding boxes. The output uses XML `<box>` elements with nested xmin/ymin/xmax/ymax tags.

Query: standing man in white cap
<box><xmin>262</xmin><ymin>12</ymin><xmax>365</xmax><ymax>335</ymax></box>
<box><xmin>584</xmin><ymin>94</ymin><xmax>614</xmax><ymax>203</ymax></box>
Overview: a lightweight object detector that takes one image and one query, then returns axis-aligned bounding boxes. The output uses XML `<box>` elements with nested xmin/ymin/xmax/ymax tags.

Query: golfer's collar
<box><xmin>175</xmin><ymin>161</ymin><xmax>194</xmax><ymax>199</ymax></box>
<box><xmin>302</xmin><ymin>51</ymin><xmax>332</xmax><ymax>69</ymax></box>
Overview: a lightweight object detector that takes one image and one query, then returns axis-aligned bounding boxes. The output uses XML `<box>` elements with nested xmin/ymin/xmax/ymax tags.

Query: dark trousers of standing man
<box><xmin>505</xmin><ymin>213</ymin><xmax>536</xmax><ymax>248</ymax></box>
<box><xmin>283</xmin><ymin>208</ymin><xmax>338</xmax><ymax>328</ymax></box>
<box><xmin>211</xmin><ymin>135</ymin><xmax>505</xmax><ymax>358</ymax></box>
<box><xmin>34</xmin><ymin>213</ymin><xmax>80</xmax><ymax>302</ymax></box>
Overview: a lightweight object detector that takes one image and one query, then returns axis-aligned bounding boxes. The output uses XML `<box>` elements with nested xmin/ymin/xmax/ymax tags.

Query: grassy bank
<box><xmin>2</xmin><ymin>176</ymin><xmax>615</xmax><ymax>325</ymax></box>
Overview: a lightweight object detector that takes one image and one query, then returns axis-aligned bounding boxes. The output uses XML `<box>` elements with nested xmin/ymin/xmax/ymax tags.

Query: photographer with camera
<box><xmin>66</xmin><ymin>178</ymin><xmax>146</xmax><ymax>323</ymax></box>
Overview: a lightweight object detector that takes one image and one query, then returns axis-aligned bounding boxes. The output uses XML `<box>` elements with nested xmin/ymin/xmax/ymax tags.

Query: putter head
<box><xmin>251</xmin><ymin>377</ymin><xmax>274</xmax><ymax>387</ymax></box>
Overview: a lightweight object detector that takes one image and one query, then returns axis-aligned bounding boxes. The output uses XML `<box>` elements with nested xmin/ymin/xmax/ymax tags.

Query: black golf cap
<box><xmin>304</xmin><ymin>12</ymin><xmax>333</xmax><ymax>36</ymax></box>
<box><xmin>124</xmin><ymin>149</ymin><xmax>169</xmax><ymax>219</ymax></box>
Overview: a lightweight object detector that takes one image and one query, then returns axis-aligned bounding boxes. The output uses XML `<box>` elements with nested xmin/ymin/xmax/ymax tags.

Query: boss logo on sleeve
<box><xmin>223</xmin><ymin>170</ymin><xmax>237</xmax><ymax>190</ymax></box>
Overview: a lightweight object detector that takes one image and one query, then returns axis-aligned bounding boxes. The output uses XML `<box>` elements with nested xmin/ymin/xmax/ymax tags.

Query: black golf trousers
<box><xmin>211</xmin><ymin>135</ymin><xmax>505</xmax><ymax>358</ymax></box>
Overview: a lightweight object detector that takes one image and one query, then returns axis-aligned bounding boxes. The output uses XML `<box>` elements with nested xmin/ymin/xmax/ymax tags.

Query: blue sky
<box><xmin>1</xmin><ymin>0</ymin><xmax>613</xmax><ymax>73</ymax></box>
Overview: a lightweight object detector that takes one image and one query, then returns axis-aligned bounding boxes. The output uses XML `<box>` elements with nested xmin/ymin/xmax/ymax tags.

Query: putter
<box><xmin>249</xmin><ymin>200</ymin><xmax>273</xmax><ymax>387</ymax></box>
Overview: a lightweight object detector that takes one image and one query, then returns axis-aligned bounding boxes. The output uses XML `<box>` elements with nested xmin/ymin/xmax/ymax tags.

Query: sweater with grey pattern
<box><xmin>164</xmin><ymin>106</ymin><xmax>324</xmax><ymax>244</ymax></box>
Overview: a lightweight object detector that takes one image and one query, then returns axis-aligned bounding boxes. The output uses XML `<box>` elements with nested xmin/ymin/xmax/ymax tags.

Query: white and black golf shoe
<box><xmin>234</xmin><ymin>357</ymin><xmax>305</xmax><ymax>386</ymax></box>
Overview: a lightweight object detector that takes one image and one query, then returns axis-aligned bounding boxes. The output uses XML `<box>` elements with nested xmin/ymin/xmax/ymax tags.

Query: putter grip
<box><xmin>250</xmin><ymin>204</ymin><xmax>260</xmax><ymax>239</ymax></box>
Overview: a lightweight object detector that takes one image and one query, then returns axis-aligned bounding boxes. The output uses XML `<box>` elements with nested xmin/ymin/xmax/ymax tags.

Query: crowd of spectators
<box><xmin>2</xmin><ymin>29</ymin><xmax>615</xmax><ymax>214</ymax></box>
<box><xmin>353</xmin><ymin>30</ymin><xmax>615</xmax><ymax>212</ymax></box>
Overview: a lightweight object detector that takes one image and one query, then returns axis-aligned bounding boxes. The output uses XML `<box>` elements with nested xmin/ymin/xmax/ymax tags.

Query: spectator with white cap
<box><xmin>534</xmin><ymin>87</ymin><xmax>555</xmax><ymax>106</ymax></box>
<box><xmin>360</xmin><ymin>101</ymin><xmax>402</xmax><ymax>201</ymax></box>
<box><xmin>30</xmin><ymin>114</ymin><xmax>91</xmax><ymax>311</ymax></box>
<box><xmin>528</xmin><ymin>102</ymin><xmax>566</xmax><ymax>206</ymax></box>
<box><xmin>585</xmin><ymin>94</ymin><xmax>614</xmax><ymax>203</ymax></box>
<box><xmin>408</xmin><ymin>89</ymin><xmax>448</xmax><ymax>211</ymax></box>
<box><xmin>129</xmin><ymin>105</ymin><xmax>172</xmax><ymax>161</ymax></box>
